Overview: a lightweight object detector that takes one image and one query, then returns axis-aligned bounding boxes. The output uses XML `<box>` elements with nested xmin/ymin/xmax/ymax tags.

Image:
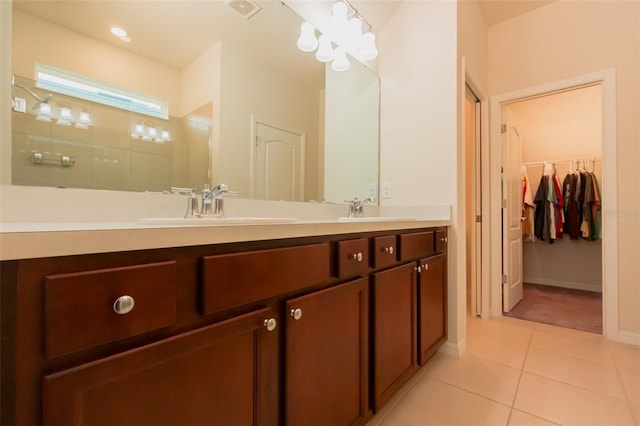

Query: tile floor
<box><xmin>367</xmin><ymin>316</ymin><xmax>640</xmax><ymax>426</ymax></box>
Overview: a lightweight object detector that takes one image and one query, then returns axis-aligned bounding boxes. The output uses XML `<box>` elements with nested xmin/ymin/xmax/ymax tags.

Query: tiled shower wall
<box><xmin>11</xmin><ymin>76</ymin><xmax>210</xmax><ymax>193</ymax></box>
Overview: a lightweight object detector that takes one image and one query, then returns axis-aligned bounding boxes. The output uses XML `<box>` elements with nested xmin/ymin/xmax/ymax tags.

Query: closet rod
<box><xmin>521</xmin><ymin>157</ymin><xmax>601</xmax><ymax>166</ymax></box>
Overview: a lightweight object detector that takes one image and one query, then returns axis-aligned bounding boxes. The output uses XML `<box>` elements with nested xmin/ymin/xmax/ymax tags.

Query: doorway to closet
<box><xmin>502</xmin><ymin>84</ymin><xmax>604</xmax><ymax>334</ymax></box>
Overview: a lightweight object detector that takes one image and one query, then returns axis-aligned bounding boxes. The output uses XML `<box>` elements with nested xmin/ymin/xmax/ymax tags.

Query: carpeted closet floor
<box><xmin>505</xmin><ymin>283</ymin><xmax>603</xmax><ymax>334</ymax></box>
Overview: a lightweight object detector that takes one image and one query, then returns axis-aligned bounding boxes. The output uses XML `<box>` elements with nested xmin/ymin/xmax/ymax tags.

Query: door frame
<box><xmin>464</xmin><ymin>70</ymin><xmax>491</xmax><ymax>321</ymax></box>
<box><xmin>488</xmin><ymin>69</ymin><xmax>618</xmax><ymax>339</ymax></box>
<box><xmin>249</xmin><ymin>116</ymin><xmax>306</xmax><ymax>200</ymax></box>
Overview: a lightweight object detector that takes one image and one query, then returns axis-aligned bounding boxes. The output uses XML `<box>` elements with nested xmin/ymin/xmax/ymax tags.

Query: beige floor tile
<box><xmin>514</xmin><ymin>372</ymin><xmax>636</xmax><ymax>426</ymax></box>
<box><xmin>619</xmin><ymin>368</ymin><xmax>640</xmax><ymax>405</ymax></box>
<box><xmin>381</xmin><ymin>377</ymin><xmax>510</xmax><ymax>426</ymax></box>
<box><xmin>508</xmin><ymin>409</ymin><xmax>559</xmax><ymax>426</ymax></box>
<box><xmin>467</xmin><ymin>317</ymin><xmax>534</xmax><ymax>347</ymax></box>
<box><xmin>532</xmin><ymin>321</ymin><xmax>604</xmax><ymax>341</ymax></box>
<box><xmin>425</xmin><ymin>354</ymin><xmax>521</xmax><ymax>405</ymax></box>
<box><xmin>630</xmin><ymin>402</ymin><xmax>640</xmax><ymax>425</ymax></box>
<box><xmin>529</xmin><ymin>328</ymin><xmax>612</xmax><ymax>364</ymax></box>
<box><xmin>609</xmin><ymin>342</ymin><xmax>640</xmax><ymax>373</ymax></box>
<box><xmin>524</xmin><ymin>346</ymin><xmax>626</xmax><ymax>398</ymax></box>
<box><xmin>466</xmin><ymin>332</ymin><xmax>530</xmax><ymax>370</ymax></box>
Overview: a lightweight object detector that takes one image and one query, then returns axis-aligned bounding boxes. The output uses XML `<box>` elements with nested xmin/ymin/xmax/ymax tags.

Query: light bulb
<box><xmin>75</xmin><ymin>111</ymin><xmax>90</xmax><ymax>129</ymax></box>
<box><xmin>358</xmin><ymin>32</ymin><xmax>378</xmax><ymax>61</ymax></box>
<box><xmin>162</xmin><ymin>130</ymin><xmax>170</xmax><ymax>141</ymax></box>
<box><xmin>315</xmin><ymin>35</ymin><xmax>335</xmax><ymax>62</ymax></box>
<box><xmin>36</xmin><ymin>103</ymin><xmax>52</xmax><ymax>122</ymax></box>
<box><xmin>297</xmin><ymin>22</ymin><xmax>318</xmax><ymax>52</ymax></box>
<box><xmin>148</xmin><ymin>127</ymin><xmax>157</xmax><ymax>138</ymax></box>
<box><xmin>331</xmin><ymin>2</ymin><xmax>348</xmax><ymax>27</ymax></box>
<box><xmin>56</xmin><ymin>106</ymin><xmax>72</xmax><ymax>126</ymax></box>
<box><xmin>347</xmin><ymin>18</ymin><xmax>363</xmax><ymax>50</ymax></box>
<box><xmin>331</xmin><ymin>46</ymin><xmax>350</xmax><ymax>72</ymax></box>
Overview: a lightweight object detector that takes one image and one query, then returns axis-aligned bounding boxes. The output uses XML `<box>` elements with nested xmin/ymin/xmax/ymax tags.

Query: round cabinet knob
<box><xmin>423</xmin><ymin>263</ymin><xmax>429</xmax><ymax>271</ymax></box>
<box><xmin>113</xmin><ymin>295</ymin><xmax>135</xmax><ymax>315</ymax></box>
<box><xmin>442</xmin><ymin>237</ymin><xmax>448</xmax><ymax>243</ymax></box>
<box><xmin>290</xmin><ymin>308</ymin><xmax>303</xmax><ymax>321</ymax></box>
<box><xmin>263</xmin><ymin>318</ymin><xmax>277</xmax><ymax>332</ymax></box>
<box><xmin>351</xmin><ymin>252</ymin><xmax>363</xmax><ymax>262</ymax></box>
<box><xmin>384</xmin><ymin>246</ymin><xmax>394</xmax><ymax>255</ymax></box>
<box><xmin>415</xmin><ymin>265</ymin><xmax>421</xmax><ymax>273</ymax></box>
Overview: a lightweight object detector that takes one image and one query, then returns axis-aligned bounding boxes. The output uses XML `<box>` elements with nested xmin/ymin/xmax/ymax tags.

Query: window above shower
<box><xmin>35</xmin><ymin>63</ymin><xmax>169</xmax><ymax>119</ymax></box>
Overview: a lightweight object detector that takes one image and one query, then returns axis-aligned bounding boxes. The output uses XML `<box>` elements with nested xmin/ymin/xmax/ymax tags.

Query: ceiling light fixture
<box><xmin>110</xmin><ymin>26</ymin><xmax>131</xmax><ymax>42</ymax></box>
<box><xmin>296</xmin><ymin>0</ymin><xmax>378</xmax><ymax>72</ymax></box>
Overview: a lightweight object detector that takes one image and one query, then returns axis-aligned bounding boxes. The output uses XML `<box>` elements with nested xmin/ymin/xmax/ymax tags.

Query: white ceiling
<box><xmin>477</xmin><ymin>0</ymin><xmax>556</xmax><ymax>27</ymax></box>
<box><xmin>13</xmin><ymin>0</ymin><xmax>556</xmax><ymax>76</ymax></box>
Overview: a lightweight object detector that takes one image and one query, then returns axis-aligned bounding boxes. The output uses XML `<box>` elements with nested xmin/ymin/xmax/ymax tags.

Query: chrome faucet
<box><xmin>201</xmin><ymin>183</ymin><xmax>237</xmax><ymax>218</ymax></box>
<box><xmin>171</xmin><ymin>187</ymin><xmax>200</xmax><ymax>219</ymax></box>
<box><xmin>346</xmin><ymin>197</ymin><xmax>374</xmax><ymax>218</ymax></box>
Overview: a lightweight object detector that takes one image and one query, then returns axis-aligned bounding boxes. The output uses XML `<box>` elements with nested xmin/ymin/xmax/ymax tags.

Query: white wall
<box><xmin>324</xmin><ymin>63</ymin><xmax>379</xmax><ymax>203</ymax></box>
<box><xmin>12</xmin><ymin>10</ymin><xmax>182</xmax><ymax>114</ymax></box>
<box><xmin>379</xmin><ymin>1</ymin><xmax>460</xmax><ymax>351</ymax></box>
<box><xmin>489</xmin><ymin>0</ymin><xmax>640</xmax><ymax>337</ymax></box>
<box><xmin>218</xmin><ymin>41</ymin><xmax>321</xmax><ymax>200</ymax></box>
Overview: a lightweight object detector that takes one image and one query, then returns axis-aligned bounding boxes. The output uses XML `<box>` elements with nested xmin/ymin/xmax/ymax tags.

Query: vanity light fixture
<box><xmin>296</xmin><ymin>0</ymin><xmax>378</xmax><ymax>71</ymax></box>
<box><xmin>56</xmin><ymin>106</ymin><xmax>73</xmax><ymax>126</ymax></box>
<box><xmin>75</xmin><ymin>110</ymin><xmax>91</xmax><ymax>129</ymax></box>
<box><xmin>36</xmin><ymin>102</ymin><xmax>52</xmax><ymax>122</ymax></box>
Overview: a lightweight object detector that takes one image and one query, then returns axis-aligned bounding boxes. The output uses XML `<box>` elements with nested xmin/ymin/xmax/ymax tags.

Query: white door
<box><xmin>502</xmin><ymin>106</ymin><xmax>524</xmax><ymax>313</ymax></box>
<box><xmin>253</xmin><ymin>121</ymin><xmax>304</xmax><ymax>201</ymax></box>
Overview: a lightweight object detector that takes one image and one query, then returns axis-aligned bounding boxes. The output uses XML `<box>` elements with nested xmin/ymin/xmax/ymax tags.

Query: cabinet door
<box><xmin>286</xmin><ymin>278</ymin><xmax>369</xmax><ymax>426</ymax></box>
<box><xmin>418</xmin><ymin>253</ymin><xmax>448</xmax><ymax>365</ymax></box>
<box><xmin>43</xmin><ymin>308</ymin><xmax>279</xmax><ymax>426</ymax></box>
<box><xmin>372</xmin><ymin>263</ymin><xmax>418</xmax><ymax>412</ymax></box>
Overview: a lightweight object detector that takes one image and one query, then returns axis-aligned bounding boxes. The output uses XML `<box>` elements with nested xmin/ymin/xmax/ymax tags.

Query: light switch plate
<box><xmin>381</xmin><ymin>182</ymin><xmax>392</xmax><ymax>199</ymax></box>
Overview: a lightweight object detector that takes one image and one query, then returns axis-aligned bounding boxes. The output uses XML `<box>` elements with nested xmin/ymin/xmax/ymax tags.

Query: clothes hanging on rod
<box><xmin>522</xmin><ymin>167</ymin><xmax>535</xmax><ymax>240</ymax></box>
<box><xmin>523</xmin><ymin>158</ymin><xmax>601</xmax><ymax>243</ymax></box>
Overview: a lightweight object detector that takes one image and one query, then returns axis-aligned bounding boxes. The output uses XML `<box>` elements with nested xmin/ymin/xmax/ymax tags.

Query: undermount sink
<box><xmin>337</xmin><ymin>216</ymin><xmax>416</xmax><ymax>222</ymax></box>
<box><xmin>138</xmin><ymin>217</ymin><xmax>298</xmax><ymax>226</ymax></box>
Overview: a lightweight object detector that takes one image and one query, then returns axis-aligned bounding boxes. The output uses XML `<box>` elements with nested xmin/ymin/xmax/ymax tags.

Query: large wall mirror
<box><xmin>9</xmin><ymin>0</ymin><xmax>379</xmax><ymax>204</ymax></box>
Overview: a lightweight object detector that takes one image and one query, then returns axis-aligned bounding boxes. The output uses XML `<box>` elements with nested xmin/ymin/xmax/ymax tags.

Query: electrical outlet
<box><xmin>368</xmin><ymin>183</ymin><xmax>378</xmax><ymax>200</ymax></box>
<box><xmin>381</xmin><ymin>182</ymin><xmax>392</xmax><ymax>199</ymax></box>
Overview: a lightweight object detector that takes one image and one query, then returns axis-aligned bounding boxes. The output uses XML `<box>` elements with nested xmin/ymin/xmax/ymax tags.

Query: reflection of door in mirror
<box><xmin>252</xmin><ymin>121</ymin><xmax>304</xmax><ymax>202</ymax></box>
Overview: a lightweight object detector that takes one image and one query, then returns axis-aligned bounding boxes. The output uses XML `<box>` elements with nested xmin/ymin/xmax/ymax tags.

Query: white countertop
<box><xmin>0</xmin><ymin>219</ymin><xmax>450</xmax><ymax>261</ymax></box>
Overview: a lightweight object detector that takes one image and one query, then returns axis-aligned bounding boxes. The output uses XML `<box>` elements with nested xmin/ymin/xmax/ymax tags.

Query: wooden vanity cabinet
<box><xmin>371</xmin><ymin>263</ymin><xmax>418</xmax><ymax>412</ymax></box>
<box><xmin>285</xmin><ymin>278</ymin><xmax>369</xmax><ymax>426</ymax></box>
<box><xmin>417</xmin><ymin>230</ymin><xmax>448</xmax><ymax>365</ymax></box>
<box><xmin>1</xmin><ymin>226</ymin><xmax>447</xmax><ymax>426</ymax></box>
<box><xmin>43</xmin><ymin>307</ymin><xmax>279</xmax><ymax>426</ymax></box>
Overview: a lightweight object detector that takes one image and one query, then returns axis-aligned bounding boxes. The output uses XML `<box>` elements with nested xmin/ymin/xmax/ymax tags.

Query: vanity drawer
<box><xmin>435</xmin><ymin>229</ymin><xmax>448</xmax><ymax>253</ymax></box>
<box><xmin>336</xmin><ymin>238</ymin><xmax>370</xmax><ymax>278</ymax></box>
<box><xmin>373</xmin><ymin>235</ymin><xmax>397</xmax><ymax>269</ymax></box>
<box><xmin>45</xmin><ymin>261</ymin><xmax>177</xmax><ymax>359</ymax></box>
<box><xmin>399</xmin><ymin>231</ymin><xmax>435</xmax><ymax>261</ymax></box>
<box><xmin>202</xmin><ymin>243</ymin><xmax>331</xmax><ymax>315</ymax></box>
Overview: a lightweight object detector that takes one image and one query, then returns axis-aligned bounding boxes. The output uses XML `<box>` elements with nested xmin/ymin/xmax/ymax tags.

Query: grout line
<box><xmin>509</xmin><ymin>321</ymin><xmax>534</xmax><ymax>412</ymax></box>
<box><xmin>607</xmin><ymin>343</ymin><xmax>640</xmax><ymax>426</ymax></box>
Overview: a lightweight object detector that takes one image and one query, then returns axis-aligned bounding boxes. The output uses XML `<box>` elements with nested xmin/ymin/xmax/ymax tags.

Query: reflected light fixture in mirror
<box><xmin>296</xmin><ymin>0</ymin><xmax>378</xmax><ymax>71</ymax></box>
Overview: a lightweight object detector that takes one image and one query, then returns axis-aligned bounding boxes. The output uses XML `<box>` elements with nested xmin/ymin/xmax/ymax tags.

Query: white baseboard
<box><xmin>523</xmin><ymin>276</ymin><xmax>602</xmax><ymax>293</ymax></box>
<box><xmin>617</xmin><ymin>331</ymin><xmax>640</xmax><ymax>347</ymax></box>
<box><xmin>438</xmin><ymin>337</ymin><xmax>466</xmax><ymax>359</ymax></box>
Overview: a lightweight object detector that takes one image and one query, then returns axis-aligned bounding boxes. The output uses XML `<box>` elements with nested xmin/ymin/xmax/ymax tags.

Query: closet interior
<box><xmin>506</xmin><ymin>85</ymin><xmax>603</xmax><ymax>333</ymax></box>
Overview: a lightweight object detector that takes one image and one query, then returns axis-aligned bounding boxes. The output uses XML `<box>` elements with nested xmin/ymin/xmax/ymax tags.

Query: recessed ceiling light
<box><xmin>110</xmin><ymin>27</ymin><xmax>128</xmax><ymax>38</ymax></box>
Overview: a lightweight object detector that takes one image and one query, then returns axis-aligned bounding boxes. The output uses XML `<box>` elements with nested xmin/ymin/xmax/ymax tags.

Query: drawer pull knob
<box><xmin>384</xmin><ymin>246</ymin><xmax>394</xmax><ymax>255</ymax></box>
<box><xmin>113</xmin><ymin>295</ymin><xmax>135</xmax><ymax>315</ymax></box>
<box><xmin>290</xmin><ymin>308</ymin><xmax>303</xmax><ymax>321</ymax></box>
<box><xmin>351</xmin><ymin>252</ymin><xmax>363</xmax><ymax>262</ymax></box>
<box><xmin>415</xmin><ymin>266</ymin><xmax>421</xmax><ymax>273</ymax></box>
<box><xmin>423</xmin><ymin>264</ymin><xmax>429</xmax><ymax>271</ymax></box>
<box><xmin>441</xmin><ymin>237</ymin><xmax>448</xmax><ymax>243</ymax></box>
<box><xmin>264</xmin><ymin>318</ymin><xmax>277</xmax><ymax>332</ymax></box>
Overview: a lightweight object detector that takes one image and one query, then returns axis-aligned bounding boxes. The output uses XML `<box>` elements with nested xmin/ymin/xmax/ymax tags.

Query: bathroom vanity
<box><xmin>0</xmin><ymin>221</ymin><xmax>448</xmax><ymax>425</ymax></box>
